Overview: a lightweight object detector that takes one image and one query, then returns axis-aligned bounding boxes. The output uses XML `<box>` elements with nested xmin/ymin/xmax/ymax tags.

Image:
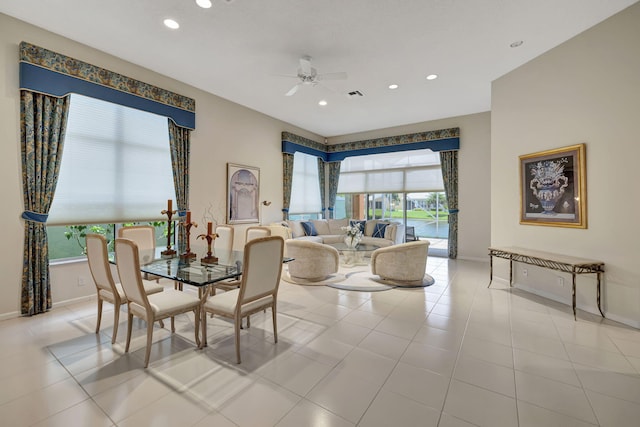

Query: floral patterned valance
<box><xmin>282</xmin><ymin>127</ymin><xmax>459</xmax><ymax>162</ymax></box>
<box><xmin>19</xmin><ymin>41</ymin><xmax>196</xmax><ymax>129</ymax></box>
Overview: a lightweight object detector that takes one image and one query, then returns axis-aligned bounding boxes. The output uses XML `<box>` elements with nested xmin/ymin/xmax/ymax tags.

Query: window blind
<box><xmin>289</xmin><ymin>151</ymin><xmax>322</xmax><ymax>214</ymax></box>
<box><xmin>47</xmin><ymin>94</ymin><xmax>177</xmax><ymax>225</ymax></box>
<box><xmin>337</xmin><ymin>149</ymin><xmax>444</xmax><ymax>193</ymax></box>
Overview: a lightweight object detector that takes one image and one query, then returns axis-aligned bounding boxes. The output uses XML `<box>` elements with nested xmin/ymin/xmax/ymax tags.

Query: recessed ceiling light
<box><xmin>164</xmin><ymin>19</ymin><xmax>180</xmax><ymax>29</ymax></box>
<box><xmin>318</xmin><ymin>100</ymin><xmax>328</xmax><ymax>106</ymax></box>
<box><xmin>426</xmin><ymin>74</ymin><xmax>438</xmax><ymax>80</ymax></box>
<box><xmin>196</xmin><ymin>0</ymin><xmax>212</xmax><ymax>8</ymax></box>
<box><xmin>510</xmin><ymin>40</ymin><xmax>524</xmax><ymax>48</ymax></box>
<box><xmin>388</xmin><ymin>84</ymin><xmax>399</xmax><ymax>90</ymax></box>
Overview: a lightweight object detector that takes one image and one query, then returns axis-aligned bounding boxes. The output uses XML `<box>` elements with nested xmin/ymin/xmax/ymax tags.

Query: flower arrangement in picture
<box><xmin>341</xmin><ymin>223</ymin><xmax>363</xmax><ymax>248</ymax></box>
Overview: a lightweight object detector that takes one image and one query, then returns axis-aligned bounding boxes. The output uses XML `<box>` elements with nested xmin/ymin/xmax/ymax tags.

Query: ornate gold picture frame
<box><xmin>519</xmin><ymin>143</ymin><xmax>587</xmax><ymax>228</ymax></box>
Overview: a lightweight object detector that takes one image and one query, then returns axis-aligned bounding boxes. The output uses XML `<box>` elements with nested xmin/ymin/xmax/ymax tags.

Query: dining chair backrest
<box><xmin>86</xmin><ymin>234</ymin><xmax>116</xmax><ymax>294</ymax></box>
<box><xmin>118</xmin><ymin>225</ymin><xmax>156</xmax><ymax>264</ymax></box>
<box><xmin>239</xmin><ymin>236</ymin><xmax>284</xmax><ymax>303</ymax></box>
<box><xmin>214</xmin><ymin>225</ymin><xmax>234</xmax><ymax>253</ymax></box>
<box><xmin>245</xmin><ymin>226</ymin><xmax>271</xmax><ymax>244</ymax></box>
<box><xmin>114</xmin><ymin>238</ymin><xmax>149</xmax><ymax>311</ymax></box>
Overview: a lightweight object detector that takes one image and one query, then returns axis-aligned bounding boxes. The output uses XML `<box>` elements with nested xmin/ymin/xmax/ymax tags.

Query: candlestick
<box><xmin>161</xmin><ymin>200</ymin><xmax>177</xmax><ymax>256</ymax></box>
<box><xmin>180</xmin><ymin>210</ymin><xmax>197</xmax><ymax>260</ymax></box>
<box><xmin>198</xmin><ymin>223</ymin><xmax>219</xmax><ymax>264</ymax></box>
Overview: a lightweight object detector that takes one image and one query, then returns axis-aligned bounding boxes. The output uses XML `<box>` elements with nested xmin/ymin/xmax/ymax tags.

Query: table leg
<box><xmin>597</xmin><ymin>272</ymin><xmax>605</xmax><ymax>318</ymax></box>
<box><xmin>488</xmin><ymin>254</ymin><xmax>493</xmax><ymax>288</ymax></box>
<box><xmin>572</xmin><ymin>273</ymin><xmax>577</xmax><ymax>320</ymax></box>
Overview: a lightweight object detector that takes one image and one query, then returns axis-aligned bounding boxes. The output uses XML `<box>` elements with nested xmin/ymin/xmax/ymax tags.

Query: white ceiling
<box><xmin>2</xmin><ymin>0</ymin><xmax>637</xmax><ymax>137</ymax></box>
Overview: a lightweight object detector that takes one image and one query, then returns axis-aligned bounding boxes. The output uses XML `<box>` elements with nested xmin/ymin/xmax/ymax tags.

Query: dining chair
<box><xmin>200</xmin><ymin>236</ymin><xmax>284</xmax><ymax>363</ymax></box>
<box><xmin>211</xmin><ymin>225</ymin><xmax>240</xmax><ymax>294</ymax></box>
<box><xmin>214</xmin><ymin>224</ymin><xmax>234</xmax><ymax>253</ymax></box>
<box><xmin>85</xmin><ymin>234</ymin><xmax>164</xmax><ymax>344</ymax></box>
<box><xmin>118</xmin><ymin>225</ymin><xmax>165</xmax><ymax>283</ymax></box>
<box><xmin>114</xmin><ymin>238</ymin><xmax>201</xmax><ymax>368</ymax></box>
<box><xmin>245</xmin><ymin>226</ymin><xmax>271</xmax><ymax>244</ymax></box>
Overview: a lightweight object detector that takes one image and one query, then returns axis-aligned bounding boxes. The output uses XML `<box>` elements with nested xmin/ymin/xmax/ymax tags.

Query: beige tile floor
<box><xmin>2</xmin><ymin>258</ymin><xmax>640</xmax><ymax>426</ymax></box>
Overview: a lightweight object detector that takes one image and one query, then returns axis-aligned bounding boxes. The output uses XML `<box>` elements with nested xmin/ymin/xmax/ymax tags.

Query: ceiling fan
<box><xmin>282</xmin><ymin>55</ymin><xmax>347</xmax><ymax>96</ymax></box>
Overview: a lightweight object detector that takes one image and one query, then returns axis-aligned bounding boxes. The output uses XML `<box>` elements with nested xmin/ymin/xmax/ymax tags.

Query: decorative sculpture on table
<box><xmin>180</xmin><ymin>210</ymin><xmax>197</xmax><ymax>260</ymax></box>
<box><xmin>198</xmin><ymin>222</ymin><xmax>219</xmax><ymax>264</ymax></box>
<box><xmin>161</xmin><ymin>199</ymin><xmax>177</xmax><ymax>256</ymax></box>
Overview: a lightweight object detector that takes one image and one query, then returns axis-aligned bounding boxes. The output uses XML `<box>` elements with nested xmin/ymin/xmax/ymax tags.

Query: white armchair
<box><xmin>285</xmin><ymin>240</ymin><xmax>339</xmax><ymax>283</ymax></box>
<box><xmin>371</xmin><ymin>240</ymin><xmax>430</xmax><ymax>286</ymax></box>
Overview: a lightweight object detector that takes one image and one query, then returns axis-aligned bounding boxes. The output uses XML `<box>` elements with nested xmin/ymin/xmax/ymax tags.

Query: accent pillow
<box><xmin>349</xmin><ymin>220</ymin><xmax>366</xmax><ymax>234</ymax></box>
<box><xmin>372</xmin><ymin>222</ymin><xmax>389</xmax><ymax>239</ymax></box>
<box><xmin>301</xmin><ymin>221</ymin><xmax>318</xmax><ymax>236</ymax></box>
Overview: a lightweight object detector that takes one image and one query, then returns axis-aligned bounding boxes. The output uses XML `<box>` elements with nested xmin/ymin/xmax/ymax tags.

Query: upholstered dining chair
<box><xmin>118</xmin><ymin>225</ymin><xmax>165</xmax><ymax>283</ymax></box>
<box><xmin>210</xmin><ymin>224</ymin><xmax>239</xmax><ymax>295</ymax></box>
<box><xmin>200</xmin><ymin>236</ymin><xmax>284</xmax><ymax>364</ymax></box>
<box><xmin>214</xmin><ymin>224</ymin><xmax>234</xmax><ymax>253</ymax></box>
<box><xmin>245</xmin><ymin>226</ymin><xmax>271</xmax><ymax>243</ymax></box>
<box><xmin>85</xmin><ymin>234</ymin><xmax>164</xmax><ymax>344</ymax></box>
<box><xmin>114</xmin><ymin>238</ymin><xmax>201</xmax><ymax>368</ymax></box>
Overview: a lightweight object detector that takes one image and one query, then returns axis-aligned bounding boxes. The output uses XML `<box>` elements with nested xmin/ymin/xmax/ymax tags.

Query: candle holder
<box><xmin>198</xmin><ymin>222</ymin><xmax>219</xmax><ymax>264</ymax></box>
<box><xmin>180</xmin><ymin>211</ymin><xmax>197</xmax><ymax>260</ymax></box>
<box><xmin>161</xmin><ymin>201</ymin><xmax>177</xmax><ymax>256</ymax></box>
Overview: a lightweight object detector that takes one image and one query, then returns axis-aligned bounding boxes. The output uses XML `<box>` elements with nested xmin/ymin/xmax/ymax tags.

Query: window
<box><xmin>48</xmin><ymin>94</ymin><xmax>176</xmax><ymax>260</ymax></box>
<box><xmin>336</xmin><ymin>149</ymin><xmax>448</xmax><ymax>254</ymax></box>
<box><xmin>289</xmin><ymin>151</ymin><xmax>321</xmax><ymax>218</ymax></box>
<box><xmin>48</xmin><ymin>94</ymin><xmax>176</xmax><ymax>225</ymax></box>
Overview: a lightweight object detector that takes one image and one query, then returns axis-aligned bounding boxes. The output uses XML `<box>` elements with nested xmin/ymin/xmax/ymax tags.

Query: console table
<box><xmin>488</xmin><ymin>246</ymin><xmax>605</xmax><ymax>320</ymax></box>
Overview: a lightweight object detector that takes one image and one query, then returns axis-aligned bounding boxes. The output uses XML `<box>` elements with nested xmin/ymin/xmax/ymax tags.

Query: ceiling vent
<box><xmin>347</xmin><ymin>90</ymin><xmax>364</xmax><ymax>98</ymax></box>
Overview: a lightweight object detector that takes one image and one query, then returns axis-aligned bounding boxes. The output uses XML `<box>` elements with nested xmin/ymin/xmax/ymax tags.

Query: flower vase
<box><xmin>345</xmin><ymin>235</ymin><xmax>360</xmax><ymax>249</ymax></box>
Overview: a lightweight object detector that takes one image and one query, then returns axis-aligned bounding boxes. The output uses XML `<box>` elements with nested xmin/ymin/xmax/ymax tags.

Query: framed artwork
<box><xmin>520</xmin><ymin>143</ymin><xmax>587</xmax><ymax>228</ymax></box>
<box><xmin>227</xmin><ymin>163</ymin><xmax>260</xmax><ymax>224</ymax></box>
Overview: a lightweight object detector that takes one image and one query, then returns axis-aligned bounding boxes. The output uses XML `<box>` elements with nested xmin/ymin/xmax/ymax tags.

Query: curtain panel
<box><xmin>317</xmin><ymin>158</ymin><xmax>326</xmax><ymax>217</ymax></box>
<box><xmin>168</xmin><ymin>120</ymin><xmax>191</xmax><ymax>253</ymax></box>
<box><xmin>20</xmin><ymin>91</ymin><xmax>70</xmax><ymax>315</ymax></box>
<box><xmin>327</xmin><ymin>162</ymin><xmax>341</xmax><ymax>219</ymax></box>
<box><xmin>282</xmin><ymin>153</ymin><xmax>294</xmax><ymax>220</ymax></box>
<box><xmin>440</xmin><ymin>150</ymin><xmax>459</xmax><ymax>259</ymax></box>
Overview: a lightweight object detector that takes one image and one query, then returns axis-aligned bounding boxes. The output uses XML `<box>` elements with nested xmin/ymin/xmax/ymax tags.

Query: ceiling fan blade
<box><xmin>285</xmin><ymin>84</ymin><xmax>301</xmax><ymax>96</ymax></box>
<box><xmin>317</xmin><ymin>72</ymin><xmax>347</xmax><ymax>81</ymax></box>
<box><xmin>299</xmin><ymin>55</ymin><xmax>312</xmax><ymax>75</ymax></box>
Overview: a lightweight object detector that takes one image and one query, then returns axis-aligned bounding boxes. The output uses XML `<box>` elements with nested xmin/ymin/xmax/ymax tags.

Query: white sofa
<box><xmin>272</xmin><ymin>218</ymin><xmax>404</xmax><ymax>247</ymax></box>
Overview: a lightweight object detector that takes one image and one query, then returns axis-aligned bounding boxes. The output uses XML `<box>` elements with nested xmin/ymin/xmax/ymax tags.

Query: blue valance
<box><xmin>282</xmin><ymin>128</ymin><xmax>460</xmax><ymax>161</ymax></box>
<box><xmin>19</xmin><ymin>42</ymin><xmax>196</xmax><ymax>129</ymax></box>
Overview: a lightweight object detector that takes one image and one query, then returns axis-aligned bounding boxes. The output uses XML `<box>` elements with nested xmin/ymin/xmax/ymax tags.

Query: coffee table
<box><xmin>328</xmin><ymin>242</ymin><xmax>381</xmax><ymax>267</ymax></box>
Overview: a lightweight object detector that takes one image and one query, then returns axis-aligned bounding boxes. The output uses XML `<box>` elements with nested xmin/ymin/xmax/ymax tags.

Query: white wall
<box><xmin>329</xmin><ymin>112</ymin><xmax>492</xmax><ymax>262</ymax></box>
<box><xmin>491</xmin><ymin>3</ymin><xmax>640</xmax><ymax>326</ymax></box>
<box><xmin>0</xmin><ymin>13</ymin><xmax>322</xmax><ymax>319</ymax></box>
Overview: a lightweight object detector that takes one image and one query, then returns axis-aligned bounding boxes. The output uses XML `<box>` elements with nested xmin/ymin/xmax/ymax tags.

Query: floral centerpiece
<box><xmin>341</xmin><ymin>223</ymin><xmax>363</xmax><ymax>248</ymax></box>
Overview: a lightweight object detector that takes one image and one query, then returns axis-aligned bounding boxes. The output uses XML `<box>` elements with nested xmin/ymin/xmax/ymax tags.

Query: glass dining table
<box><xmin>111</xmin><ymin>248</ymin><xmax>292</xmax><ymax>293</ymax></box>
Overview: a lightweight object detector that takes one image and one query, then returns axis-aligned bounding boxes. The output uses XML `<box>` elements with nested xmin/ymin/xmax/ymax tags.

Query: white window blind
<box><xmin>48</xmin><ymin>94</ymin><xmax>177</xmax><ymax>225</ymax></box>
<box><xmin>289</xmin><ymin>151</ymin><xmax>322</xmax><ymax>214</ymax></box>
<box><xmin>337</xmin><ymin>149</ymin><xmax>444</xmax><ymax>193</ymax></box>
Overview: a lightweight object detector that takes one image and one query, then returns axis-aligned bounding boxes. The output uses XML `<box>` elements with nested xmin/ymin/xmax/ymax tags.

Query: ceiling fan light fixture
<box><xmin>426</xmin><ymin>74</ymin><xmax>438</xmax><ymax>80</ymax></box>
<box><xmin>196</xmin><ymin>0</ymin><xmax>212</xmax><ymax>8</ymax></box>
<box><xmin>163</xmin><ymin>19</ymin><xmax>180</xmax><ymax>29</ymax></box>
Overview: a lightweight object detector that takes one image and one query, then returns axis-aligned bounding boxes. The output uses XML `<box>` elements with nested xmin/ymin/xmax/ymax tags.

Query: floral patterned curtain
<box><xmin>282</xmin><ymin>153</ymin><xmax>294</xmax><ymax>220</ymax></box>
<box><xmin>327</xmin><ymin>161</ymin><xmax>341</xmax><ymax>219</ymax></box>
<box><xmin>440</xmin><ymin>150</ymin><xmax>458</xmax><ymax>259</ymax></box>
<box><xmin>20</xmin><ymin>91</ymin><xmax>70</xmax><ymax>315</ymax></box>
<box><xmin>317</xmin><ymin>158</ymin><xmax>326</xmax><ymax>218</ymax></box>
<box><xmin>168</xmin><ymin>120</ymin><xmax>190</xmax><ymax>253</ymax></box>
